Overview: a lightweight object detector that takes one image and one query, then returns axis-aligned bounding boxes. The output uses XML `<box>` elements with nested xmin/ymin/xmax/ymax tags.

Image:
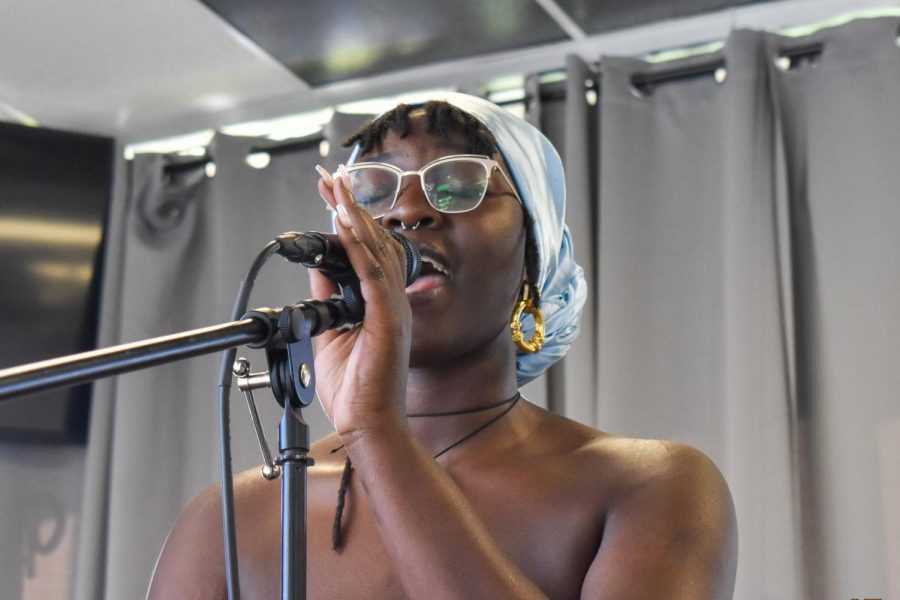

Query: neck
<box><xmin>403</xmin><ymin>330</ymin><xmax>521</xmax><ymax>458</ymax></box>
<box><xmin>406</xmin><ymin>330</ymin><xmax>519</xmax><ymax>411</ymax></box>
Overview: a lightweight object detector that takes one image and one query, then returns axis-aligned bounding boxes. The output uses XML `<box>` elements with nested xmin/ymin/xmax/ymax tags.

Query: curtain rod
<box><xmin>630</xmin><ymin>39</ymin><xmax>824</xmax><ymax>93</ymax></box>
<box><xmin>777</xmin><ymin>40</ymin><xmax>824</xmax><ymax>61</ymax></box>
<box><xmin>493</xmin><ymin>77</ymin><xmax>585</xmax><ymax>108</ymax></box>
<box><xmin>161</xmin><ymin>134</ymin><xmax>325</xmax><ymax>175</ymax></box>
<box><xmin>631</xmin><ymin>57</ymin><xmax>725</xmax><ymax>94</ymax></box>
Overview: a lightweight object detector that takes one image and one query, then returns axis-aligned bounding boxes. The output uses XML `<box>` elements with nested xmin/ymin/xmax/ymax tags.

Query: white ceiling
<box><xmin>0</xmin><ymin>0</ymin><xmax>303</xmax><ymax>141</ymax></box>
<box><xmin>0</xmin><ymin>0</ymin><xmax>894</xmax><ymax>144</ymax></box>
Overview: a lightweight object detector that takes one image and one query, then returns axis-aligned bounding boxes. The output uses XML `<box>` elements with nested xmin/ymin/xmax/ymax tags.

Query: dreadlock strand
<box><xmin>422</xmin><ymin>101</ymin><xmax>440</xmax><ymax>136</ymax></box>
<box><xmin>392</xmin><ymin>104</ymin><xmax>414</xmax><ymax>139</ymax></box>
<box><xmin>331</xmin><ymin>455</ymin><xmax>353</xmax><ymax>551</ymax></box>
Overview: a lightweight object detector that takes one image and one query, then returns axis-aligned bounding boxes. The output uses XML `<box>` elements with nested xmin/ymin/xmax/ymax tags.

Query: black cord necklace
<box><xmin>330</xmin><ymin>391</ymin><xmax>523</xmax><ymax>550</ymax></box>
<box><xmin>425</xmin><ymin>392</ymin><xmax>521</xmax><ymax>459</ymax></box>
<box><xmin>406</xmin><ymin>393</ymin><xmax>520</xmax><ymax>418</ymax></box>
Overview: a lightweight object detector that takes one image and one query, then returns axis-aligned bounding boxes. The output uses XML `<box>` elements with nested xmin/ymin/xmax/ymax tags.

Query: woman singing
<box><xmin>149</xmin><ymin>92</ymin><xmax>737</xmax><ymax>599</ymax></box>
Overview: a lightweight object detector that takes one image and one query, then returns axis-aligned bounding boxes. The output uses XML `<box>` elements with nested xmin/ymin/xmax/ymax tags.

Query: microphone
<box><xmin>270</xmin><ymin>231</ymin><xmax>422</xmax><ymax>334</ymax></box>
<box><xmin>241</xmin><ymin>231</ymin><xmax>421</xmax><ymax>339</ymax></box>
<box><xmin>274</xmin><ymin>231</ymin><xmax>421</xmax><ymax>286</ymax></box>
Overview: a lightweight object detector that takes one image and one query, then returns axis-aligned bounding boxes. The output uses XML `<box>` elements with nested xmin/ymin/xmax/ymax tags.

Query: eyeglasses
<box><xmin>341</xmin><ymin>154</ymin><xmax>520</xmax><ymax>219</ymax></box>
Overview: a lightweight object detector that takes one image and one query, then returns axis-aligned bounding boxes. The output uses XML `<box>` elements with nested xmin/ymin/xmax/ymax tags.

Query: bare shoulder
<box><xmin>523</xmin><ymin>405</ymin><xmax>714</xmax><ymax>474</ymax></box>
<box><xmin>521</xmin><ymin>407</ymin><xmax>736</xmax><ymax>598</ymax></box>
<box><xmin>147</xmin><ymin>467</ymin><xmax>276</xmax><ymax>600</ymax></box>
<box><xmin>591</xmin><ymin>434</ymin><xmax>731</xmax><ymax>495</ymax></box>
<box><xmin>582</xmin><ymin>433</ymin><xmax>737</xmax><ymax>598</ymax></box>
<box><xmin>527</xmin><ymin>406</ymin><xmax>730</xmax><ymax>498</ymax></box>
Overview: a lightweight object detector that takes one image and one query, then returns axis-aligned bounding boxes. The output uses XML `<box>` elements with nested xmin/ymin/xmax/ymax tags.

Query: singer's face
<box><xmin>359</xmin><ymin>113</ymin><xmax>526</xmax><ymax>367</ymax></box>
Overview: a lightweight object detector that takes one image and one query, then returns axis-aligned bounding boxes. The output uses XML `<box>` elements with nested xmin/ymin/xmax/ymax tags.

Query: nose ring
<box><xmin>400</xmin><ymin>220</ymin><xmax>422</xmax><ymax>231</ymax></box>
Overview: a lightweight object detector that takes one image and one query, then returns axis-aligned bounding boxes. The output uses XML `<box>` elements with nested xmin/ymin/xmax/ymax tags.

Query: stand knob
<box><xmin>232</xmin><ymin>357</ymin><xmax>281</xmax><ymax>480</ymax></box>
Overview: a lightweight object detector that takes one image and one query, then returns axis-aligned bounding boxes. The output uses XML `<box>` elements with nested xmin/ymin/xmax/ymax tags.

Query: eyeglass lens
<box><xmin>348</xmin><ymin>159</ymin><xmax>490</xmax><ymax>218</ymax></box>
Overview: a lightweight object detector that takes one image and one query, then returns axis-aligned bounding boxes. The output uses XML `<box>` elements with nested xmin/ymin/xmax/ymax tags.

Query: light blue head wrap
<box><xmin>348</xmin><ymin>92</ymin><xmax>587</xmax><ymax>386</ymax></box>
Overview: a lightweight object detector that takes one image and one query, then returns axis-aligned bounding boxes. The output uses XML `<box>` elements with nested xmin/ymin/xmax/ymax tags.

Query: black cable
<box><xmin>217</xmin><ymin>240</ymin><xmax>281</xmax><ymax>600</ymax></box>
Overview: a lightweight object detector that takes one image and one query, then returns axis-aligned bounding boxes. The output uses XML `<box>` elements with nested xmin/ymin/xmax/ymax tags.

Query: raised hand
<box><xmin>310</xmin><ymin>165</ymin><xmax>413</xmax><ymax>444</ymax></box>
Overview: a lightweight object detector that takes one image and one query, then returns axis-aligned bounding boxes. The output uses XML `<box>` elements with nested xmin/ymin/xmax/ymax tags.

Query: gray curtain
<box><xmin>598</xmin><ymin>17</ymin><xmax>900</xmax><ymax>600</ymax></box>
<box><xmin>768</xmin><ymin>17</ymin><xmax>900</xmax><ymax>599</ymax></box>
<box><xmin>74</xmin><ymin>131</ymin><xmax>343</xmax><ymax>600</ymax></box>
<box><xmin>523</xmin><ymin>58</ymin><xmax>600</xmax><ymax>425</ymax></box>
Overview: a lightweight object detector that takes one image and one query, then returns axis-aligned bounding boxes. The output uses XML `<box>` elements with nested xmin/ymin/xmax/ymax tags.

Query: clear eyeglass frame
<box><xmin>340</xmin><ymin>154</ymin><xmax>521</xmax><ymax>219</ymax></box>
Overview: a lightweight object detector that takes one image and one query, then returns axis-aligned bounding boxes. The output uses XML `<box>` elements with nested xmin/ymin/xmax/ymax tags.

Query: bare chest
<box><xmin>236</xmin><ymin>461</ymin><xmax>605</xmax><ymax>599</ymax></box>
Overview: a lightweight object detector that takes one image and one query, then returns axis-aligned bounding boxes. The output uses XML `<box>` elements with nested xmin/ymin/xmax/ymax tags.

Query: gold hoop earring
<box><xmin>510</xmin><ymin>283</ymin><xmax>544</xmax><ymax>353</ymax></box>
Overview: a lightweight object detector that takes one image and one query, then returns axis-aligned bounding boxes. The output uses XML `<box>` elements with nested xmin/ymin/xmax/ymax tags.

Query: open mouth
<box><xmin>406</xmin><ymin>246</ymin><xmax>450</xmax><ymax>294</ymax></box>
<box><xmin>419</xmin><ymin>254</ymin><xmax>449</xmax><ymax>276</ymax></box>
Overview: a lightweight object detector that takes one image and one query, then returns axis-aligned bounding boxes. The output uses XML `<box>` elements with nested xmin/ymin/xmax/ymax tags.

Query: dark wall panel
<box><xmin>0</xmin><ymin>123</ymin><xmax>113</xmax><ymax>442</ymax></box>
<box><xmin>556</xmin><ymin>0</ymin><xmax>775</xmax><ymax>34</ymax></box>
<box><xmin>200</xmin><ymin>0</ymin><xmax>568</xmax><ymax>85</ymax></box>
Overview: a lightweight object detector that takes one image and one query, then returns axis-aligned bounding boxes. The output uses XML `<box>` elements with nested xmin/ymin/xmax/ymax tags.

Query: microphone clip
<box><xmin>273</xmin><ymin>230</ymin><xmax>421</xmax><ymax>329</ymax></box>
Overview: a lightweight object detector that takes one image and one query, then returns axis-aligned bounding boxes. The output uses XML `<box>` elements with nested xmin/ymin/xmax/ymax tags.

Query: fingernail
<box><xmin>337</xmin><ymin>164</ymin><xmax>357</xmax><ymax>204</ymax></box>
<box><xmin>315</xmin><ymin>164</ymin><xmax>334</xmax><ymax>186</ymax></box>
<box><xmin>337</xmin><ymin>164</ymin><xmax>350</xmax><ymax>188</ymax></box>
<box><xmin>322</xmin><ymin>198</ymin><xmax>335</xmax><ymax>212</ymax></box>
<box><xmin>336</xmin><ymin>204</ymin><xmax>352</xmax><ymax>228</ymax></box>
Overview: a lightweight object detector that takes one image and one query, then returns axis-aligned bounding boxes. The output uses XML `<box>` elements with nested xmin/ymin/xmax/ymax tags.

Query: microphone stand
<box><xmin>0</xmin><ymin>299</ymin><xmax>346</xmax><ymax>600</ymax></box>
<box><xmin>0</xmin><ymin>230</ymin><xmax>418</xmax><ymax>600</ymax></box>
